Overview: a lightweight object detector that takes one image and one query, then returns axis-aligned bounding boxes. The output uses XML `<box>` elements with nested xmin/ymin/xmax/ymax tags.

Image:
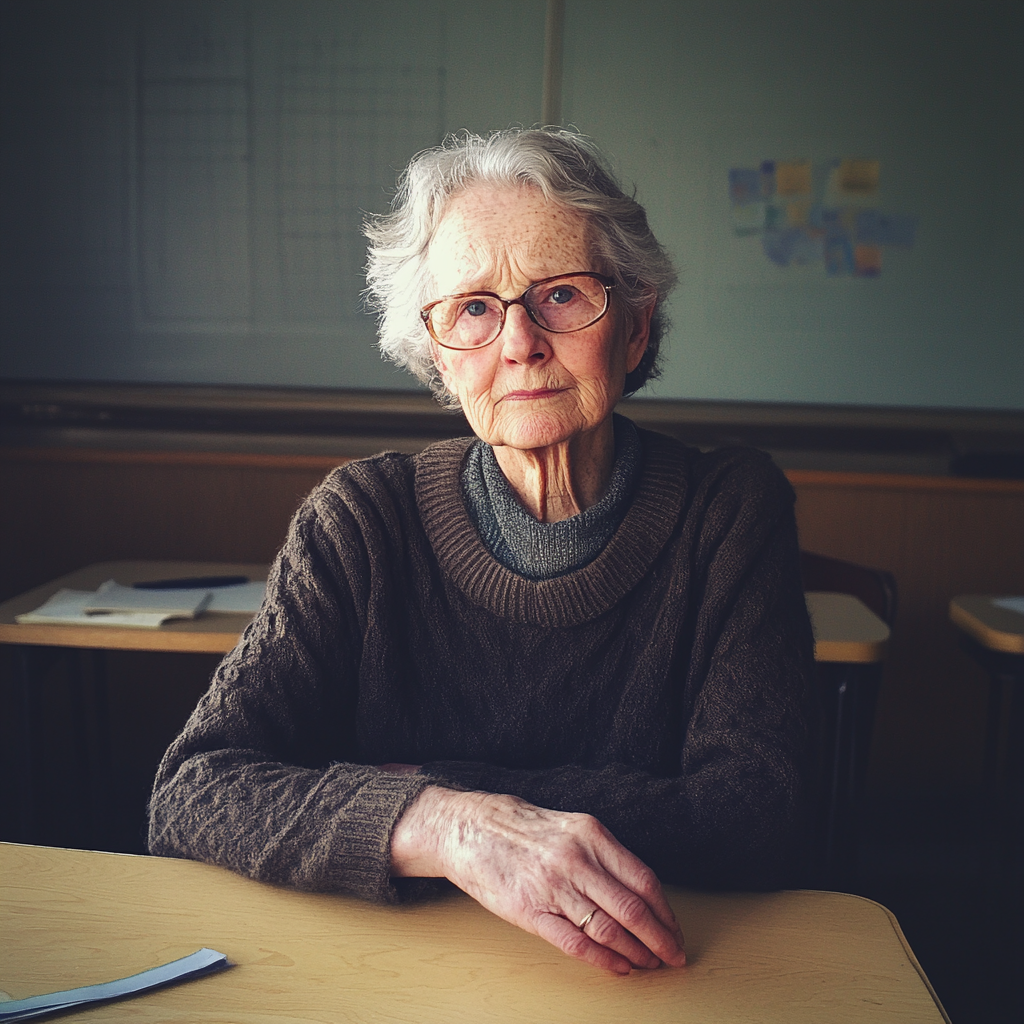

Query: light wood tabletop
<box><xmin>806</xmin><ymin>591</ymin><xmax>890</xmax><ymax>663</ymax></box>
<box><xmin>949</xmin><ymin>595</ymin><xmax>1024</xmax><ymax>656</ymax></box>
<box><xmin>0</xmin><ymin>843</ymin><xmax>947</xmax><ymax>1023</ymax></box>
<box><xmin>0</xmin><ymin>560</ymin><xmax>268</xmax><ymax>654</ymax></box>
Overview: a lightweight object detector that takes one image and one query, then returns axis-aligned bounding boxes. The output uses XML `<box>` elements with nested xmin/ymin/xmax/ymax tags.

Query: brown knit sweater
<box><xmin>148</xmin><ymin>426</ymin><xmax>817</xmax><ymax>901</ymax></box>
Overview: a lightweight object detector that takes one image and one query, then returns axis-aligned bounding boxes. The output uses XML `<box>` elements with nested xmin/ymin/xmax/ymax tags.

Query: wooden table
<box><xmin>0</xmin><ymin>842</ymin><xmax>948</xmax><ymax>1023</ymax></box>
<box><xmin>950</xmin><ymin>595</ymin><xmax>1024</xmax><ymax>658</ymax></box>
<box><xmin>806</xmin><ymin>591</ymin><xmax>889</xmax><ymax>663</ymax></box>
<box><xmin>0</xmin><ymin>560</ymin><xmax>268</xmax><ymax>654</ymax></box>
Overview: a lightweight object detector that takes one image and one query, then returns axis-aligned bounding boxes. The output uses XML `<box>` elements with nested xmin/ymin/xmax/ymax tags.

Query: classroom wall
<box><xmin>2</xmin><ymin>0</ymin><xmax>1021</xmax><ymax>409</ymax></box>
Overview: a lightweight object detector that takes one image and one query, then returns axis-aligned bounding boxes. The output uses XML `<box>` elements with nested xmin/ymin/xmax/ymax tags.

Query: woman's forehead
<box><xmin>427</xmin><ymin>185</ymin><xmax>593</xmax><ymax>292</ymax></box>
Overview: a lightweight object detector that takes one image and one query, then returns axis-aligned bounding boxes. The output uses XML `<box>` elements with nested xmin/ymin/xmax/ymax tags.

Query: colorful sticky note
<box><xmin>826</xmin><ymin>159</ymin><xmax>881</xmax><ymax>207</ymax></box>
<box><xmin>854</xmin><ymin>243</ymin><xmax>883</xmax><ymax>277</ymax></box>
<box><xmin>729</xmin><ymin>168</ymin><xmax>762</xmax><ymax>205</ymax></box>
<box><xmin>825</xmin><ymin>236</ymin><xmax>854</xmax><ymax>275</ymax></box>
<box><xmin>762</xmin><ymin>227</ymin><xmax>803</xmax><ymax>267</ymax></box>
<box><xmin>791</xmin><ymin>228</ymin><xmax>825</xmax><ymax>265</ymax></box>
<box><xmin>775</xmin><ymin>161</ymin><xmax>812</xmax><ymax>197</ymax></box>
<box><xmin>838</xmin><ymin>159</ymin><xmax>880</xmax><ymax>197</ymax></box>
<box><xmin>855</xmin><ymin>210</ymin><xmax>917</xmax><ymax>247</ymax></box>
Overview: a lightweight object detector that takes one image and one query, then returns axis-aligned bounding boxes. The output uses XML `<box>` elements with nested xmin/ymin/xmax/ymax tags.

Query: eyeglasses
<box><xmin>420</xmin><ymin>272</ymin><xmax>615</xmax><ymax>351</ymax></box>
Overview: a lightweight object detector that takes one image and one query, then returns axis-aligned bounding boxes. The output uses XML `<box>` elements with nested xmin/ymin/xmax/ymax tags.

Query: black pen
<box><xmin>134</xmin><ymin>575</ymin><xmax>250</xmax><ymax>590</ymax></box>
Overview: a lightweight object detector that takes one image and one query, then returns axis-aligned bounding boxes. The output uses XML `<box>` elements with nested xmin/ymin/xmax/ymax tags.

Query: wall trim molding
<box><xmin>3</xmin><ymin>380</ymin><xmax>1024</xmax><ymax>476</ymax></box>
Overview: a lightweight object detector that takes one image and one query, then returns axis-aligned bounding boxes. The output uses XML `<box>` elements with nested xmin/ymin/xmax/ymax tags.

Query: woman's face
<box><xmin>427</xmin><ymin>186</ymin><xmax>652</xmax><ymax>452</ymax></box>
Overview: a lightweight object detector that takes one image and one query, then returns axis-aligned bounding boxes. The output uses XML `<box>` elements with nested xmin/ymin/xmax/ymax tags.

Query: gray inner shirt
<box><xmin>461</xmin><ymin>415</ymin><xmax>641</xmax><ymax>580</ymax></box>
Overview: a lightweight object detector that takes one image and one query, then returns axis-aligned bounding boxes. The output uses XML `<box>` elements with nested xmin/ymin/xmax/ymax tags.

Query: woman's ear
<box><xmin>624</xmin><ymin>295</ymin><xmax>656</xmax><ymax>374</ymax></box>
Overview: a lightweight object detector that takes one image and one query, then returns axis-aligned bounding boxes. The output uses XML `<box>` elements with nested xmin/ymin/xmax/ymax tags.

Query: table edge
<box><xmin>949</xmin><ymin>597</ymin><xmax>1024</xmax><ymax>655</ymax></box>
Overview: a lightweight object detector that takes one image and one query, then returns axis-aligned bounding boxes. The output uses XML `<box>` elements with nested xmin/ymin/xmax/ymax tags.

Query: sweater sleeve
<box><xmin>146</xmin><ymin>483</ymin><xmax>431</xmax><ymax>903</ymax></box>
<box><xmin>419</xmin><ymin>451</ymin><xmax>818</xmax><ymax>890</ymax></box>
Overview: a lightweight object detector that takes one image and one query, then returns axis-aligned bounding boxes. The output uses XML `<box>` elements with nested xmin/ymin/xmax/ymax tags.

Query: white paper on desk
<box><xmin>15</xmin><ymin>589</ymin><xmax>182</xmax><ymax>629</ymax></box>
<box><xmin>993</xmin><ymin>596</ymin><xmax>1024</xmax><ymax>616</ymax></box>
<box><xmin>0</xmin><ymin>948</ymin><xmax>229</xmax><ymax>1022</ymax></box>
<box><xmin>85</xmin><ymin>580</ymin><xmax>212</xmax><ymax>618</ymax></box>
<box><xmin>205</xmin><ymin>580</ymin><xmax>266</xmax><ymax>613</ymax></box>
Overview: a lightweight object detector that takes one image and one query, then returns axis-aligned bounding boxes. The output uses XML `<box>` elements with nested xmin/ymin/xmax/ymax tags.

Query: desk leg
<box><xmin>1006</xmin><ymin>671</ymin><xmax>1024</xmax><ymax>905</ymax></box>
<box><xmin>13</xmin><ymin>646</ymin><xmax>109</xmax><ymax>848</ymax></box>
<box><xmin>90</xmin><ymin>649</ymin><xmax>112</xmax><ymax>844</ymax></box>
<box><xmin>14</xmin><ymin>645</ymin><xmax>66</xmax><ymax>844</ymax></box>
<box><xmin>65</xmin><ymin>652</ymin><xmax>94</xmax><ymax>845</ymax></box>
<box><xmin>15</xmin><ymin>646</ymin><xmax>39</xmax><ymax>844</ymax></box>
<box><xmin>819</xmin><ymin>662</ymin><xmax>881</xmax><ymax>891</ymax></box>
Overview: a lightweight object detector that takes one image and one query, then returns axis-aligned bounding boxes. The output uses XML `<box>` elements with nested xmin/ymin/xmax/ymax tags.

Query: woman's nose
<box><xmin>499</xmin><ymin>304</ymin><xmax>551</xmax><ymax>365</ymax></box>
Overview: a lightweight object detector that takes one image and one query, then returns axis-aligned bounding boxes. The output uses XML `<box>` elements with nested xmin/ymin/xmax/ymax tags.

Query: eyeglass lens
<box><xmin>427</xmin><ymin>274</ymin><xmax>609</xmax><ymax>349</ymax></box>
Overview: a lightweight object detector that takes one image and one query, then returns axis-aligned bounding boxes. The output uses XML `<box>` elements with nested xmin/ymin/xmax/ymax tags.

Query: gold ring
<box><xmin>578</xmin><ymin>908</ymin><xmax>598</xmax><ymax>932</ymax></box>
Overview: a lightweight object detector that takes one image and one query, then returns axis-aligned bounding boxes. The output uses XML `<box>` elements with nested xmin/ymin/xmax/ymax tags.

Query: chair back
<box><xmin>800</xmin><ymin>550</ymin><xmax>897</xmax><ymax>626</ymax></box>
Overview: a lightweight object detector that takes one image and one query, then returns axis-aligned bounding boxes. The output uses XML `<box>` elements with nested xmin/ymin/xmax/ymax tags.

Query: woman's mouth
<box><xmin>500</xmin><ymin>387</ymin><xmax>567</xmax><ymax>401</ymax></box>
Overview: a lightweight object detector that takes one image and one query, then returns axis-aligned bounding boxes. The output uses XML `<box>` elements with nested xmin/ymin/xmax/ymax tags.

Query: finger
<box><xmin>535</xmin><ymin>913</ymin><xmax>633</xmax><ymax>975</ymax></box>
<box><xmin>590</xmin><ymin>880</ymin><xmax>687</xmax><ymax>967</ymax></box>
<box><xmin>571</xmin><ymin>816</ymin><xmax>685</xmax><ymax>958</ymax></box>
<box><xmin>583</xmin><ymin>860</ymin><xmax>686</xmax><ymax>966</ymax></box>
<box><xmin>594</xmin><ymin>838</ymin><xmax>682</xmax><ymax>935</ymax></box>
<box><xmin>579</xmin><ymin>907</ymin><xmax>663</xmax><ymax>970</ymax></box>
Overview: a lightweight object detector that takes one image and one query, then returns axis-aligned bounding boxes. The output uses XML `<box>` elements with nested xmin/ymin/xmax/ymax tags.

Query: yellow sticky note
<box><xmin>837</xmin><ymin>159</ymin><xmax>880</xmax><ymax>198</ymax></box>
<box><xmin>775</xmin><ymin>161</ymin><xmax>812</xmax><ymax>197</ymax></box>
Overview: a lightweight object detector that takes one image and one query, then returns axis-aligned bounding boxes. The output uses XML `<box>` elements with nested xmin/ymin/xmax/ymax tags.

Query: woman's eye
<box><xmin>549</xmin><ymin>288</ymin><xmax>575</xmax><ymax>304</ymax></box>
<box><xmin>464</xmin><ymin>300</ymin><xmax>488</xmax><ymax>317</ymax></box>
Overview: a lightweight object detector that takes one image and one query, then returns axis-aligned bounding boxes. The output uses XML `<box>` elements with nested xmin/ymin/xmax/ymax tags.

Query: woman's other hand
<box><xmin>390</xmin><ymin>787</ymin><xmax>686</xmax><ymax>974</ymax></box>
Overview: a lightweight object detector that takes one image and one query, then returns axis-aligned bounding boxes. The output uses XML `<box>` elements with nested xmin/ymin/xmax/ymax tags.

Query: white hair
<box><xmin>363</xmin><ymin>128</ymin><xmax>677</xmax><ymax>401</ymax></box>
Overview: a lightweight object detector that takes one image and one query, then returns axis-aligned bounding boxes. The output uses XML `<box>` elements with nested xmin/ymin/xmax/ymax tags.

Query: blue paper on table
<box><xmin>0</xmin><ymin>948</ymin><xmax>229</xmax><ymax>1021</ymax></box>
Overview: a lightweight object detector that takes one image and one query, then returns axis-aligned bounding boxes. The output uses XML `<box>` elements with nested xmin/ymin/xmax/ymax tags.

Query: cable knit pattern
<box><xmin>148</xmin><ymin>423</ymin><xmax>818</xmax><ymax>899</ymax></box>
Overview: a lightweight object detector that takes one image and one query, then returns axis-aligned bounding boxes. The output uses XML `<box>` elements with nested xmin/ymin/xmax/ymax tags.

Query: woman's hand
<box><xmin>390</xmin><ymin>786</ymin><xmax>686</xmax><ymax>975</ymax></box>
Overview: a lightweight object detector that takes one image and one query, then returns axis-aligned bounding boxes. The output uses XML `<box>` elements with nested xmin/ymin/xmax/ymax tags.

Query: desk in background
<box><xmin>2</xmin><ymin>565</ymin><xmax>889</xmax><ymax>876</ymax></box>
<box><xmin>0</xmin><ymin>842</ymin><xmax>947</xmax><ymax>1023</ymax></box>
<box><xmin>0</xmin><ymin>561</ymin><xmax>267</xmax><ymax>844</ymax></box>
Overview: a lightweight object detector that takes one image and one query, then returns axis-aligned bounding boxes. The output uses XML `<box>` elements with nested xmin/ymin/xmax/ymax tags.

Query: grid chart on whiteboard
<box><xmin>137</xmin><ymin>4</ymin><xmax>444</xmax><ymax>328</ymax></box>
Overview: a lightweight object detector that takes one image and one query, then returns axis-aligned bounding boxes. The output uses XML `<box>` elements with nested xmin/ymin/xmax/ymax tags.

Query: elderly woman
<box><xmin>148</xmin><ymin>129</ymin><xmax>816</xmax><ymax>975</ymax></box>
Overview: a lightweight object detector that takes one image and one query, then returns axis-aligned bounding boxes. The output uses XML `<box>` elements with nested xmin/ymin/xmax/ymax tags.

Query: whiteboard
<box><xmin>1</xmin><ymin>0</ymin><xmax>1021</xmax><ymax>411</ymax></box>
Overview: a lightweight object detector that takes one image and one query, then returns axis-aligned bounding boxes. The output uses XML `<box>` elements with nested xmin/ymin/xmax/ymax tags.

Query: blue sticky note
<box><xmin>825</xmin><ymin>236</ymin><xmax>854</xmax><ymax>275</ymax></box>
<box><xmin>729</xmin><ymin>168</ymin><xmax>761</xmax><ymax>205</ymax></box>
<box><xmin>855</xmin><ymin>210</ymin><xmax>917</xmax><ymax>247</ymax></box>
<box><xmin>819</xmin><ymin>208</ymin><xmax>849</xmax><ymax>239</ymax></box>
<box><xmin>791</xmin><ymin>228</ymin><xmax>825</xmax><ymax>265</ymax></box>
<box><xmin>762</xmin><ymin>227</ymin><xmax>802</xmax><ymax>267</ymax></box>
